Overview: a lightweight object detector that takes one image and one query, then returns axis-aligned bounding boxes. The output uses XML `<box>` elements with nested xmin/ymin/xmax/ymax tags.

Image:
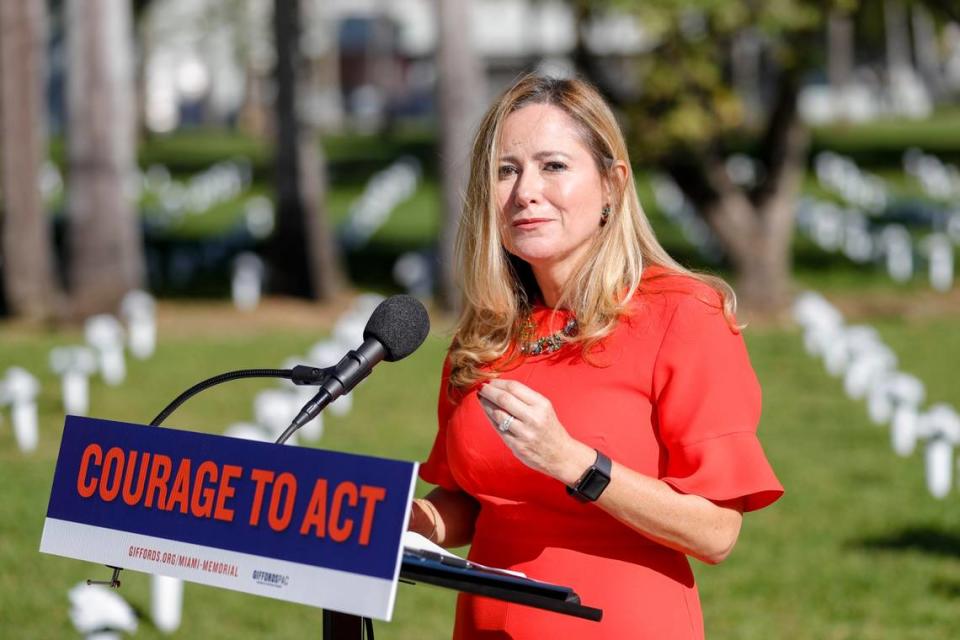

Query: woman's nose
<box><xmin>513</xmin><ymin>169</ymin><xmax>542</xmax><ymax>208</ymax></box>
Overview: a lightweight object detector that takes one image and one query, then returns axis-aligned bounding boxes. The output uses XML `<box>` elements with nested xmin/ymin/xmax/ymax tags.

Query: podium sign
<box><xmin>40</xmin><ymin>416</ymin><xmax>417</xmax><ymax>621</ymax></box>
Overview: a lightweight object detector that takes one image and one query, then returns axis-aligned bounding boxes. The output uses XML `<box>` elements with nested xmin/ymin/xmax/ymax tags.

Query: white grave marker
<box><xmin>120</xmin><ymin>290</ymin><xmax>157</xmax><ymax>359</ymax></box>
<box><xmin>924</xmin><ymin>233</ymin><xmax>954</xmax><ymax>292</ymax></box>
<box><xmin>843</xmin><ymin>345</ymin><xmax>897</xmax><ymax>400</ymax></box>
<box><xmin>922</xmin><ymin>405</ymin><xmax>960</xmax><ymax>499</ymax></box>
<box><xmin>85</xmin><ymin>315</ymin><xmax>126</xmax><ymax>386</ymax></box>
<box><xmin>881</xmin><ymin>225</ymin><xmax>914</xmax><ymax>283</ymax></box>
<box><xmin>3</xmin><ymin>367</ymin><xmax>39</xmax><ymax>453</ymax></box>
<box><xmin>253</xmin><ymin>389</ymin><xmax>300</xmax><ymax>443</ymax></box>
<box><xmin>68</xmin><ymin>583</ymin><xmax>138</xmax><ymax>639</ymax></box>
<box><xmin>867</xmin><ymin>371</ymin><xmax>924</xmax><ymax>426</ymax></box>
<box><xmin>151</xmin><ymin>575</ymin><xmax>183</xmax><ymax>634</ymax></box>
<box><xmin>925</xmin><ymin>436</ymin><xmax>954</xmax><ymax>499</ymax></box>
<box><xmin>50</xmin><ymin>346</ymin><xmax>98</xmax><ymax>416</ymax></box>
<box><xmin>232</xmin><ymin>252</ymin><xmax>264</xmax><ymax>311</ymax></box>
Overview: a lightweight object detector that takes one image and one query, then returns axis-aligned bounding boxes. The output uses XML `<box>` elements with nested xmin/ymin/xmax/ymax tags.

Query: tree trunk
<box><xmin>725</xmin><ymin>202</ymin><xmax>795</xmax><ymax>316</ymax></box>
<box><xmin>435</xmin><ymin>0</ymin><xmax>488</xmax><ymax>312</ymax></box>
<box><xmin>0</xmin><ymin>0</ymin><xmax>59</xmax><ymax>320</ymax></box>
<box><xmin>65</xmin><ymin>0</ymin><xmax>143</xmax><ymax>318</ymax></box>
<box><xmin>667</xmin><ymin>69</ymin><xmax>808</xmax><ymax>318</ymax></box>
<box><xmin>239</xmin><ymin>66</ymin><xmax>271</xmax><ymax>139</ymax></box>
<box><xmin>731</xmin><ymin>29</ymin><xmax>763</xmax><ymax>127</ymax></box>
<box><xmin>827</xmin><ymin>11</ymin><xmax>854</xmax><ymax>92</ymax></box>
<box><xmin>268</xmin><ymin>0</ymin><xmax>344</xmax><ymax>300</ymax></box>
<box><xmin>912</xmin><ymin>4</ymin><xmax>943</xmax><ymax>99</ymax></box>
<box><xmin>884</xmin><ymin>0</ymin><xmax>912</xmax><ymax>75</ymax></box>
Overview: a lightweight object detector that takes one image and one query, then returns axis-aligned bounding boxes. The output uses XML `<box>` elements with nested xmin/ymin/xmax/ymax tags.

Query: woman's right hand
<box><xmin>407</xmin><ymin>498</ymin><xmax>440</xmax><ymax>542</ymax></box>
<box><xmin>406</xmin><ymin>489</ymin><xmax>480</xmax><ymax>548</ymax></box>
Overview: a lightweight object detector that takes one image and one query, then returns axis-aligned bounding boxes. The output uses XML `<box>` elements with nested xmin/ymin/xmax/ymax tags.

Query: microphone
<box><xmin>282</xmin><ymin>295</ymin><xmax>430</xmax><ymax>439</ymax></box>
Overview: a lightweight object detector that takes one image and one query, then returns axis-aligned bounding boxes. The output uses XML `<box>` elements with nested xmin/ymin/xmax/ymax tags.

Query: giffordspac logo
<box><xmin>252</xmin><ymin>569</ymin><xmax>290</xmax><ymax>588</ymax></box>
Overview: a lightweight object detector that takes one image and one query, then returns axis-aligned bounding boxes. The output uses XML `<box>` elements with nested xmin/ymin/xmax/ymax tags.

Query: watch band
<box><xmin>566</xmin><ymin>449</ymin><xmax>612</xmax><ymax>502</ymax></box>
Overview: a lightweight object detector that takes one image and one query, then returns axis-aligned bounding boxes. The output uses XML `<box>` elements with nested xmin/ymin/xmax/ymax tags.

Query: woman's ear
<box><xmin>605</xmin><ymin>160</ymin><xmax>629</xmax><ymax>205</ymax></box>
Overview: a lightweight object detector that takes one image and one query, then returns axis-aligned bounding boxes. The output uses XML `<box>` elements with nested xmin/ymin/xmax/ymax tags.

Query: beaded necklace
<box><xmin>518</xmin><ymin>314</ymin><xmax>579</xmax><ymax>355</ymax></box>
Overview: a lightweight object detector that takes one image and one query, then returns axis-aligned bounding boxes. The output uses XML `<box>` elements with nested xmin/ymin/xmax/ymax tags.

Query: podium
<box><xmin>41</xmin><ymin>416</ymin><xmax>602</xmax><ymax>638</ymax></box>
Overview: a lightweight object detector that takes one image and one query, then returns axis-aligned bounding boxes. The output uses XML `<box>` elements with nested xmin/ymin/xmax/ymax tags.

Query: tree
<box><xmin>0</xmin><ymin>0</ymin><xmax>60</xmax><ymax>319</ymax></box>
<box><xmin>268</xmin><ymin>0</ymin><xmax>344</xmax><ymax>300</ymax></box>
<box><xmin>435</xmin><ymin>0</ymin><xmax>488</xmax><ymax>312</ymax></box>
<box><xmin>65</xmin><ymin>0</ymin><xmax>144</xmax><ymax>317</ymax></box>
<box><xmin>580</xmin><ymin>0</ymin><xmax>837</xmax><ymax>314</ymax></box>
<box><xmin>576</xmin><ymin>0</ymin><xmax>954</xmax><ymax>314</ymax></box>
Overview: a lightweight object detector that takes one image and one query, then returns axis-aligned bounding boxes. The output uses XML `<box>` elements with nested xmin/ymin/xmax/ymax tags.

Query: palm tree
<box><xmin>268</xmin><ymin>0</ymin><xmax>344</xmax><ymax>300</ymax></box>
<box><xmin>65</xmin><ymin>0</ymin><xmax>144</xmax><ymax>317</ymax></box>
<box><xmin>435</xmin><ymin>0</ymin><xmax>487</xmax><ymax>312</ymax></box>
<box><xmin>0</xmin><ymin>0</ymin><xmax>60</xmax><ymax>319</ymax></box>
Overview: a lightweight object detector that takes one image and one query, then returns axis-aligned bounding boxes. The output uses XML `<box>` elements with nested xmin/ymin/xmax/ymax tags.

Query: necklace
<box><xmin>518</xmin><ymin>314</ymin><xmax>578</xmax><ymax>355</ymax></box>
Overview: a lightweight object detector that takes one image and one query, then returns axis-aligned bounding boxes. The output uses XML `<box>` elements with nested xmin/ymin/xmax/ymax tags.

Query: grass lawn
<box><xmin>1</xmin><ymin>291</ymin><xmax>958</xmax><ymax>638</ymax></box>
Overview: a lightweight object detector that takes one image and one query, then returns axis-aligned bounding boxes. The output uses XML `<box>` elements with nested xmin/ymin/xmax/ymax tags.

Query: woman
<box><xmin>410</xmin><ymin>74</ymin><xmax>783</xmax><ymax>639</ymax></box>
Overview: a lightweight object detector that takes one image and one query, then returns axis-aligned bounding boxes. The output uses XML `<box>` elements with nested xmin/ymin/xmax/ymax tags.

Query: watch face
<box><xmin>580</xmin><ymin>467</ymin><xmax>611</xmax><ymax>501</ymax></box>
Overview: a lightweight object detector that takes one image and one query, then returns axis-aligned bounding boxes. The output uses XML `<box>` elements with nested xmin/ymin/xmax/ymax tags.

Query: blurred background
<box><xmin>2</xmin><ymin>0</ymin><xmax>960</xmax><ymax>637</ymax></box>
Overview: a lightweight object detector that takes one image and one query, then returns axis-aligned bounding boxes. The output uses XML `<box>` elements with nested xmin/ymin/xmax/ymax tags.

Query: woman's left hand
<box><xmin>477</xmin><ymin>378</ymin><xmax>593</xmax><ymax>484</ymax></box>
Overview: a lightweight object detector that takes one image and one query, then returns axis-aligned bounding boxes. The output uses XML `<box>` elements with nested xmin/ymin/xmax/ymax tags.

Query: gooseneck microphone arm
<box><xmin>149</xmin><ymin>365</ymin><xmax>327</xmax><ymax>427</ymax></box>
<box><xmin>276</xmin><ymin>340</ymin><xmax>387</xmax><ymax>444</ymax></box>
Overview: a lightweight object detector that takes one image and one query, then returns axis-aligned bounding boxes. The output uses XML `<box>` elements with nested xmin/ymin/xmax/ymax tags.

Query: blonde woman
<box><xmin>410</xmin><ymin>74</ymin><xmax>783</xmax><ymax>639</ymax></box>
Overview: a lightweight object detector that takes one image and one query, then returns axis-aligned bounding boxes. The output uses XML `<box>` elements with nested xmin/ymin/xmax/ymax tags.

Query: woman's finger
<box><xmin>478</xmin><ymin>384</ymin><xmax>532</xmax><ymax>421</ymax></box>
<box><xmin>485</xmin><ymin>378</ymin><xmax>545</xmax><ymax>405</ymax></box>
<box><xmin>478</xmin><ymin>397</ymin><xmax>519</xmax><ymax>434</ymax></box>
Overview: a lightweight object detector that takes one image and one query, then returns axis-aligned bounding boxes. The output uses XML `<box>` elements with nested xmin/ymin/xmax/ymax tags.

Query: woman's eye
<box><xmin>544</xmin><ymin>161</ymin><xmax>567</xmax><ymax>172</ymax></box>
<box><xmin>498</xmin><ymin>165</ymin><xmax>518</xmax><ymax>179</ymax></box>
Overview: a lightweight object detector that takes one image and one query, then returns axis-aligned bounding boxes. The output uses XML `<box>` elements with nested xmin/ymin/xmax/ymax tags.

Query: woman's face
<box><xmin>495</xmin><ymin>103</ymin><xmax>607</xmax><ymax>276</ymax></box>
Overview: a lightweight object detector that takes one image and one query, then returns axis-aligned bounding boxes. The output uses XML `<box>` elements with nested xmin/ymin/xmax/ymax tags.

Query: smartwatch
<box><xmin>566</xmin><ymin>449</ymin><xmax>612</xmax><ymax>502</ymax></box>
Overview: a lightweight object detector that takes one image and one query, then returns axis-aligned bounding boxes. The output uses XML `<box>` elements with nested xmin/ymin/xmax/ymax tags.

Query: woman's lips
<box><xmin>512</xmin><ymin>218</ymin><xmax>552</xmax><ymax>228</ymax></box>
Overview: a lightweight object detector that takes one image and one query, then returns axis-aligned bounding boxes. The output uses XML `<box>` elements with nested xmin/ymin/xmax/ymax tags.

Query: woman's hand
<box><xmin>407</xmin><ymin>488</ymin><xmax>480</xmax><ymax>549</ymax></box>
<box><xmin>478</xmin><ymin>378</ymin><xmax>594</xmax><ymax>484</ymax></box>
<box><xmin>478</xmin><ymin>379</ymin><xmax>744</xmax><ymax>564</ymax></box>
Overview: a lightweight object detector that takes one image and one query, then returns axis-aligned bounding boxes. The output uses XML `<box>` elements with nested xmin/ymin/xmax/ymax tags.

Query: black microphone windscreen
<box><xmin>363</xmin><ymin>295</ymin><xmax>430</xmax><ymax>362</ymax></box>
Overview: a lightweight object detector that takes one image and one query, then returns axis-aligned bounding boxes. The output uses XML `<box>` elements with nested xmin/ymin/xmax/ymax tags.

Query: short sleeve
<box><xmin>418</xmin><ymin>357</ymin><xmax>462</xmax><ymax>491</ymax></box>
<box><xmin>652</xmin><ymin>293</ymin><xmax>783</xmax><ymax>512</ymax></box>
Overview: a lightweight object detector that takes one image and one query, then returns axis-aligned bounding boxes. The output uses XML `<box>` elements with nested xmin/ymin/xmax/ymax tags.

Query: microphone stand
<box><xmin>90</xmin><ymin>364</ymin><xmax>375</xmax><ymax>639</ymax></box>
<box><xmin>149</xmin><ymin>365</ymin><xmax>328</xmax><ymax>426</ymax></box>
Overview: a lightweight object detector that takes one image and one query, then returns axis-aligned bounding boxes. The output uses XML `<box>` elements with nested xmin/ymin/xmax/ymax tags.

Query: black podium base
<box><xmin>322</xmin><ymin>610</ymin><xmax>364</xmax><ymax>640</ymax></box>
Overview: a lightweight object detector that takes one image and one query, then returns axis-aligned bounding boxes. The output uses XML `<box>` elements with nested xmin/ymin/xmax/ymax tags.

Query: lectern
<box><xmin>41</xmin><ymin>416</ymin><xmax>602</xmax><ymax>638</ymax></box>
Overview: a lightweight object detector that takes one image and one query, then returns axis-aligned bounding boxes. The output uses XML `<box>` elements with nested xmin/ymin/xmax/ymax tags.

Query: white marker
<box><xmin>4</xmin><ymin>367</ymin><xmax>40</xmax><ymax>453</ymax></box>
<box><xmin>120</xmin><ymin>290</ymin><xmax>157</xmax><ymax>359</ymax></box>
<box><xmin>85</xmin><ymin>315</ymin><xmax>126</xmax><ymax>386</ymax></box>
<box><xmin>50</xmin><ymin>346</ymin><xmax>98</xmax><ymax>416</ymax></box>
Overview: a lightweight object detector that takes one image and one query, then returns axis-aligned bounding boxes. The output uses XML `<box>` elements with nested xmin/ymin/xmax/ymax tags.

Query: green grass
<box><xmin>1</xmin><ymin>299</ymin><xmax>959</xmax><ymax>637</ymax></box>
<box><xmin>696</xmin><ymin>320</ymin><xmax>960</xmax><ymax>640</ymax></box>
<box><xmin>0</xmin><ymin>320</ymin><xmax>457</xmax><ymax>638</ymax></box>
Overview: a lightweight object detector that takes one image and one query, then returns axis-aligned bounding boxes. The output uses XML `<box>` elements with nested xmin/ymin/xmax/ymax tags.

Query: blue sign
<box><xmin>41</xmin><ymin>416</ymin><xmax>418</xmax><ymax>619</ymax></box>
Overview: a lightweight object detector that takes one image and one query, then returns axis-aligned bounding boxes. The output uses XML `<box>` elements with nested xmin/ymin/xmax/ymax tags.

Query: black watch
<box><xmin>566</xmin><ymin>449</ymin><xmax>612</xmax><ymax>502</ymax></box>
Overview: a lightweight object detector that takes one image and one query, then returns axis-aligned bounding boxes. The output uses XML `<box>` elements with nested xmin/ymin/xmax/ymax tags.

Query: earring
<box><xmin>600</xmin><ymin>205</ymin><xmax>611</xmax><ymax>227</ymax></box>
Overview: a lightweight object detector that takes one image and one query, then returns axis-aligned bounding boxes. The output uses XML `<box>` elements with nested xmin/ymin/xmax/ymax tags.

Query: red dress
<box><xmin>420</xmin><ymin>267</ymin><xmax>784</xmax><ymax>639</ymax></box>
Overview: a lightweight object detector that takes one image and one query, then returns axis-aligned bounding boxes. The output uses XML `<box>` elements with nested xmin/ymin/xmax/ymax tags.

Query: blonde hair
<box><xmin>449</xmin><ymin>73</ymin><xmax>736</xmax><ymax>389</ymax></box>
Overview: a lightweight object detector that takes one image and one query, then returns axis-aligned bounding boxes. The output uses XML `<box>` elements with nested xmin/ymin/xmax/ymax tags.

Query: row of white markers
<box><xmin>795</xmin><ymin>197</ymin><xmax>956</xmax><ymax>291</ymax></box>
<box><xmin>40</xmin><ymin>160</ymin><xmax>254</xmax><ymax>224</ymax></box>
<box><xmin>793</xmin><ymin>292</ymin><xmax>960</xmax><ymax>499</ymax></box>
<box><xmin>66</xmin><ymin>293</ymin><xmax>387</xmax><ymax>637</ymax></box>
<box><xmin>0</xmin><ymin>291</ymin><xmax>157</xmax><ymax>454</ymax></box>
<box><xmin>650</xmin><ymin>164</ymin><xmax>957</xmax><ymax>292</ymax></box>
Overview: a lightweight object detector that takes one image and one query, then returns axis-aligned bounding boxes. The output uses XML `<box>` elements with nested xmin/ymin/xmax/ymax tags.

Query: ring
<box><xmin>497</xmin><ymin>414</ymin><xmax>515</xmax><ymax>434</ymax></box>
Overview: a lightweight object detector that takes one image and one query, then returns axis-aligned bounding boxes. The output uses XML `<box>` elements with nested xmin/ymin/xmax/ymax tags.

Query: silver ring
<box><xmin>497</xmin><ymin>414</ymin><xmax>515</xmax><ymax>434</ymax></box>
